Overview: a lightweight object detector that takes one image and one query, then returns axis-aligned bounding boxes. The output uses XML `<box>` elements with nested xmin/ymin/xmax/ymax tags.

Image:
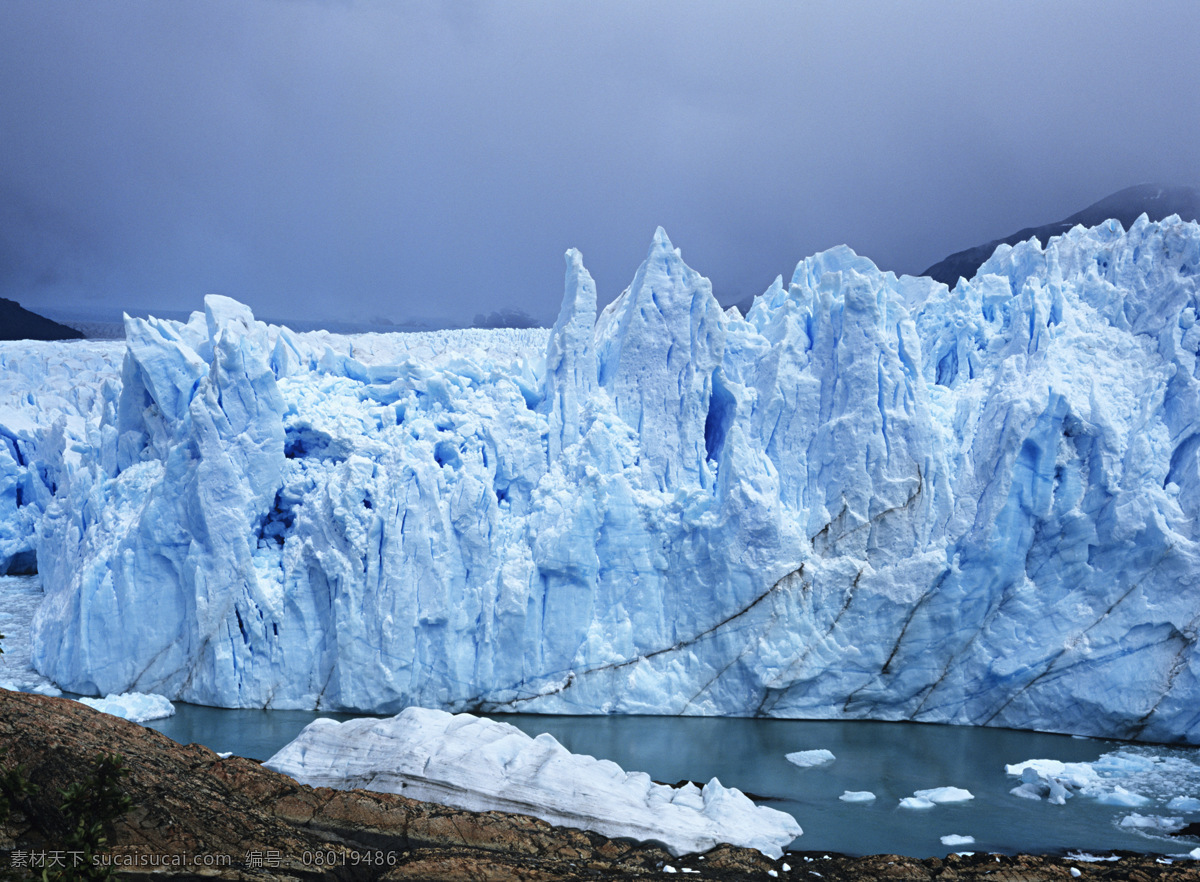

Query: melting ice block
<box><xmin>264</xmin><ymin>707</ymin><xmax>802</xmax><ymax>858</ymax></box>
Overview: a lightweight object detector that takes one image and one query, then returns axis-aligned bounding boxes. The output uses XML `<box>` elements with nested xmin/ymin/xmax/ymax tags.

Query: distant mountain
<box><xmin>922</xmin><ymin>184</ymin><xmax>1200</xmax><ymax>287</ymax></box>
<box><xmin>0</xmin><ymin>297</ymin><xmax>85</xmax><ymax>341</ymax></box>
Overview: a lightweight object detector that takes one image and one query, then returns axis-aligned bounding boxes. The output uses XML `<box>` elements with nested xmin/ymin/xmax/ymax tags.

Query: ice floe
<box><xmin>264</xmin><ymin>706</ymin><xmax>802</xmax><ymax>857</ymax></box>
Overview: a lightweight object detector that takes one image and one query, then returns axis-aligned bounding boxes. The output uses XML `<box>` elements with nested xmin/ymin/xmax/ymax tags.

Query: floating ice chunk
<box><xmin>1007</xmin><ymin>751</ymin><xmax>1200</xmax><ymax>808</ymax></box>
<box><xmin>941</xmin><ymin>834</ymin><xmax>975</xmax><ymax>846</ymax></box>
<box><xmin>1010</xmin><ymin>780</ymin><xmax>1053</xmax><ymax>802</ymax></box>
<box><xmin>1005</xmin><ymin>759</ymin><xmax>1101</xmax><ymax>791</ymax></box>
<box><xmin>1094</xmin><ymin>785</ymin><xmax>1150</xmax><ymax>807</ymax></box>
<box><xmin>1118</xmin><ymin>813</ymin><xmax>1184</xmax><ymax>833</ymax></box>
<box><xmin>914</xmin><ymin>787</ymin><xmax>974</xmax><ymax>804</ymax></box>
<box><xmin>899</xmin><ymin>797</ymin><xmax>936</xmax><ymax>810</ymax></box>
<box><xmin>839</xmin><ymin>791</ymin><xmax>876</xmax><ymax>803</ymax></box>
<box><xmin>75</xmin><ymin>691</ymin><xmax>175</xmax><ymax>722</ymax></box>
<box><xmin>786</xmin><ymin>749</ymin><xmax>835</xmax><ymax>768</ymax></box>
<box><xmin>265</xmin><ymin>707</ymin><xmax>802</xmax><ymax>858</ymax></box>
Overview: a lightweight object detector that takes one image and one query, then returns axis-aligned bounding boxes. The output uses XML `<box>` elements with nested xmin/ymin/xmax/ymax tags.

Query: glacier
<box><xmin>263</xmin><ymin>706</ymin><xmax>802</xmax><ymax>858</ymax></box>
<box><xmin>7</xmin><ymin>215</ymin><xmax>1200</xmax><ymax>743</ymax></box>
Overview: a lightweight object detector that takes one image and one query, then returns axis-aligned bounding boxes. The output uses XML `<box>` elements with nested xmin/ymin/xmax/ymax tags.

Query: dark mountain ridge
<box><xmin>0</xmin><ymin>297</ymin><xmax>84</xmax><ymax>341</ymax></box>
<box><xmin>922</xmin><ymin>183</ymin><xmax>1200</xmax><ymax>287</ymax></box>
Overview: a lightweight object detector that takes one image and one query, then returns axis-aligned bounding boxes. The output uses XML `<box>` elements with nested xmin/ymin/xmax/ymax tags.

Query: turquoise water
<box><xmin>6</xmin><ymin>576</ymin><xmax>1198</xmax><ymax>858</ymax></box>
<box><xmin>143</xmin><ymin>704</ymin><xmax>1200</xmax><ymax>858</ymax></box>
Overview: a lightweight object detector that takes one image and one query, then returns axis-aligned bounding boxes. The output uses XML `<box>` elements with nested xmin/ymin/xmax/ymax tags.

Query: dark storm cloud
<box><xmin>1</xmin><ymin>1</ymin><xmax>1198</xmax><ymax>327</ymax></box>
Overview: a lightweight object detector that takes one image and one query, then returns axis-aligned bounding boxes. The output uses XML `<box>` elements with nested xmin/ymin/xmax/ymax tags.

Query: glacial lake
<box><xmin>141</xmin><ymin>702</ymin><xmax>1200</xmax><ymax>859</ymax></box>
<box><xmin>4</xmin><ymin>577</ymin><xmax>1199</xmax><ymax>859</ymax></box>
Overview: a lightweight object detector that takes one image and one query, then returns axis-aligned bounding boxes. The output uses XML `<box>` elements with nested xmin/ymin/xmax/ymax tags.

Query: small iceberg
<box><xmin>839</xmin><ymin>791</ymin><xmax>876</xmax><ymax>803</ymax></box>
<box><xmin>75</xmin><ymin>691</ymin><xmax>175</xmax><ymax>722</ymax></box>
<box><xmin>265</xmin><ymin>707</ymin><xmax>802</xmax><ymax>857</ymax></box>
<box><xmin>785</xmin><ymin>749</ymin><xmax>835</xmax><ymax>768</ymax></box>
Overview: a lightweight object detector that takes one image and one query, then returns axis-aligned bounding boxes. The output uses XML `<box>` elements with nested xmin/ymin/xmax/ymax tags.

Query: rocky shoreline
<box><xmin>1</xmin><ymin>690</ymin><xmax>1198</xmax><ymax>880</ymax></box>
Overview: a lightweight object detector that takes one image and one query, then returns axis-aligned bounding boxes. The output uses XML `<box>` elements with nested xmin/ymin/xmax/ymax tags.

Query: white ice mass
<box><xmin>263</xmin><ymin>706</ymin><xmax>802</xmax><ymax>857</ymax></box>
<box><xmin>75</xmin><ymin>691</ymin><xmax>175</xmax><ymax>722</ymax></box>
<box><xmin>6</xmin><ymin>216</ymin><xmax>1200</xmax><ymax>743</ymax></box>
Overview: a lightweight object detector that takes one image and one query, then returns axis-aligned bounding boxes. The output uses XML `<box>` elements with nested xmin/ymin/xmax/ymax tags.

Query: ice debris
<box><xmin>75</xmin><ymin>691</ymin><xmax>175</xmax><ymax>722</ymax></box>
<box><xmin>1007</xmin><ymin>749</ymin><xmax>1200</xmax><ymax>807</ymax></box>
<box><xmin>264</xmin><ymin>706</ymin><xmax>802</xmax><ymax>858</ymax></box>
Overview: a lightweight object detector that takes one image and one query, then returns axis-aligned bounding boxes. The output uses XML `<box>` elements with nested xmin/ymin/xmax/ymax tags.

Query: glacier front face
<box><xmin>18</xmin><ymin>217</ymin><xmax>1200</xmax><ymax>743</ymax></box>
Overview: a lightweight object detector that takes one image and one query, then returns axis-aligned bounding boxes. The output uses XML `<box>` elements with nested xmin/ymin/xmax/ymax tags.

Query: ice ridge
<box><xmin>11</xmin><ymin>216</ymin><xmax>1200</xmax><ymax>743</ymax></box>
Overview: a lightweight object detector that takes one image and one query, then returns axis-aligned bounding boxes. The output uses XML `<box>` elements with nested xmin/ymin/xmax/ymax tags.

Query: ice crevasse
<box><xmin>21</xmin><ymin>216</ymin><xmax>1200</xmax><ymax>743</ymax></box>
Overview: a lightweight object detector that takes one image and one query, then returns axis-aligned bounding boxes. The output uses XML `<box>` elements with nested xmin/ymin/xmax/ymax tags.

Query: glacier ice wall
<box><xmin>20</xmin><ymin>216</ymin><xmax>1200</xmax><ymax>743</ymax></box>
<box><xmin>0</xmin><ymin>342</ymin><xmax>122</xmax><ymax>576</ymax></box>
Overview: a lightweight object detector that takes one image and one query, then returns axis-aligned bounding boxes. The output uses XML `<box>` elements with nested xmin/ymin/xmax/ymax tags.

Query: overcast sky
<box><xmin>2</xmin><ymin>1</ymin><xmax>1198</xmax><ymax>328</ymax></box>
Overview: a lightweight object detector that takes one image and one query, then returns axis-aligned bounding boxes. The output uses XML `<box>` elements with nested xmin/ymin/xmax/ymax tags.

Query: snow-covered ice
<box><xmin>785</xmin><ymin>749</ymin><xmax>835</xmax><ymax>768</ymax></box>
<box><xmin>7</xmin><ymin>217</ymin><xmax>1200</xmax><ymax>744</ymax></box>
<box><xmin>839</xmin><ymin>791</ymin><xmax>876</xmax><ymax>803</ymax></box>
<box><xmin>263</xmin><ymin>706</ymin><xmax>802</xmax><ymax>857</ymax></box>
<box><xmin>75</xmin><ymin>691</ymin><xmax>175</xmax><ymax>722</ymax></box>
